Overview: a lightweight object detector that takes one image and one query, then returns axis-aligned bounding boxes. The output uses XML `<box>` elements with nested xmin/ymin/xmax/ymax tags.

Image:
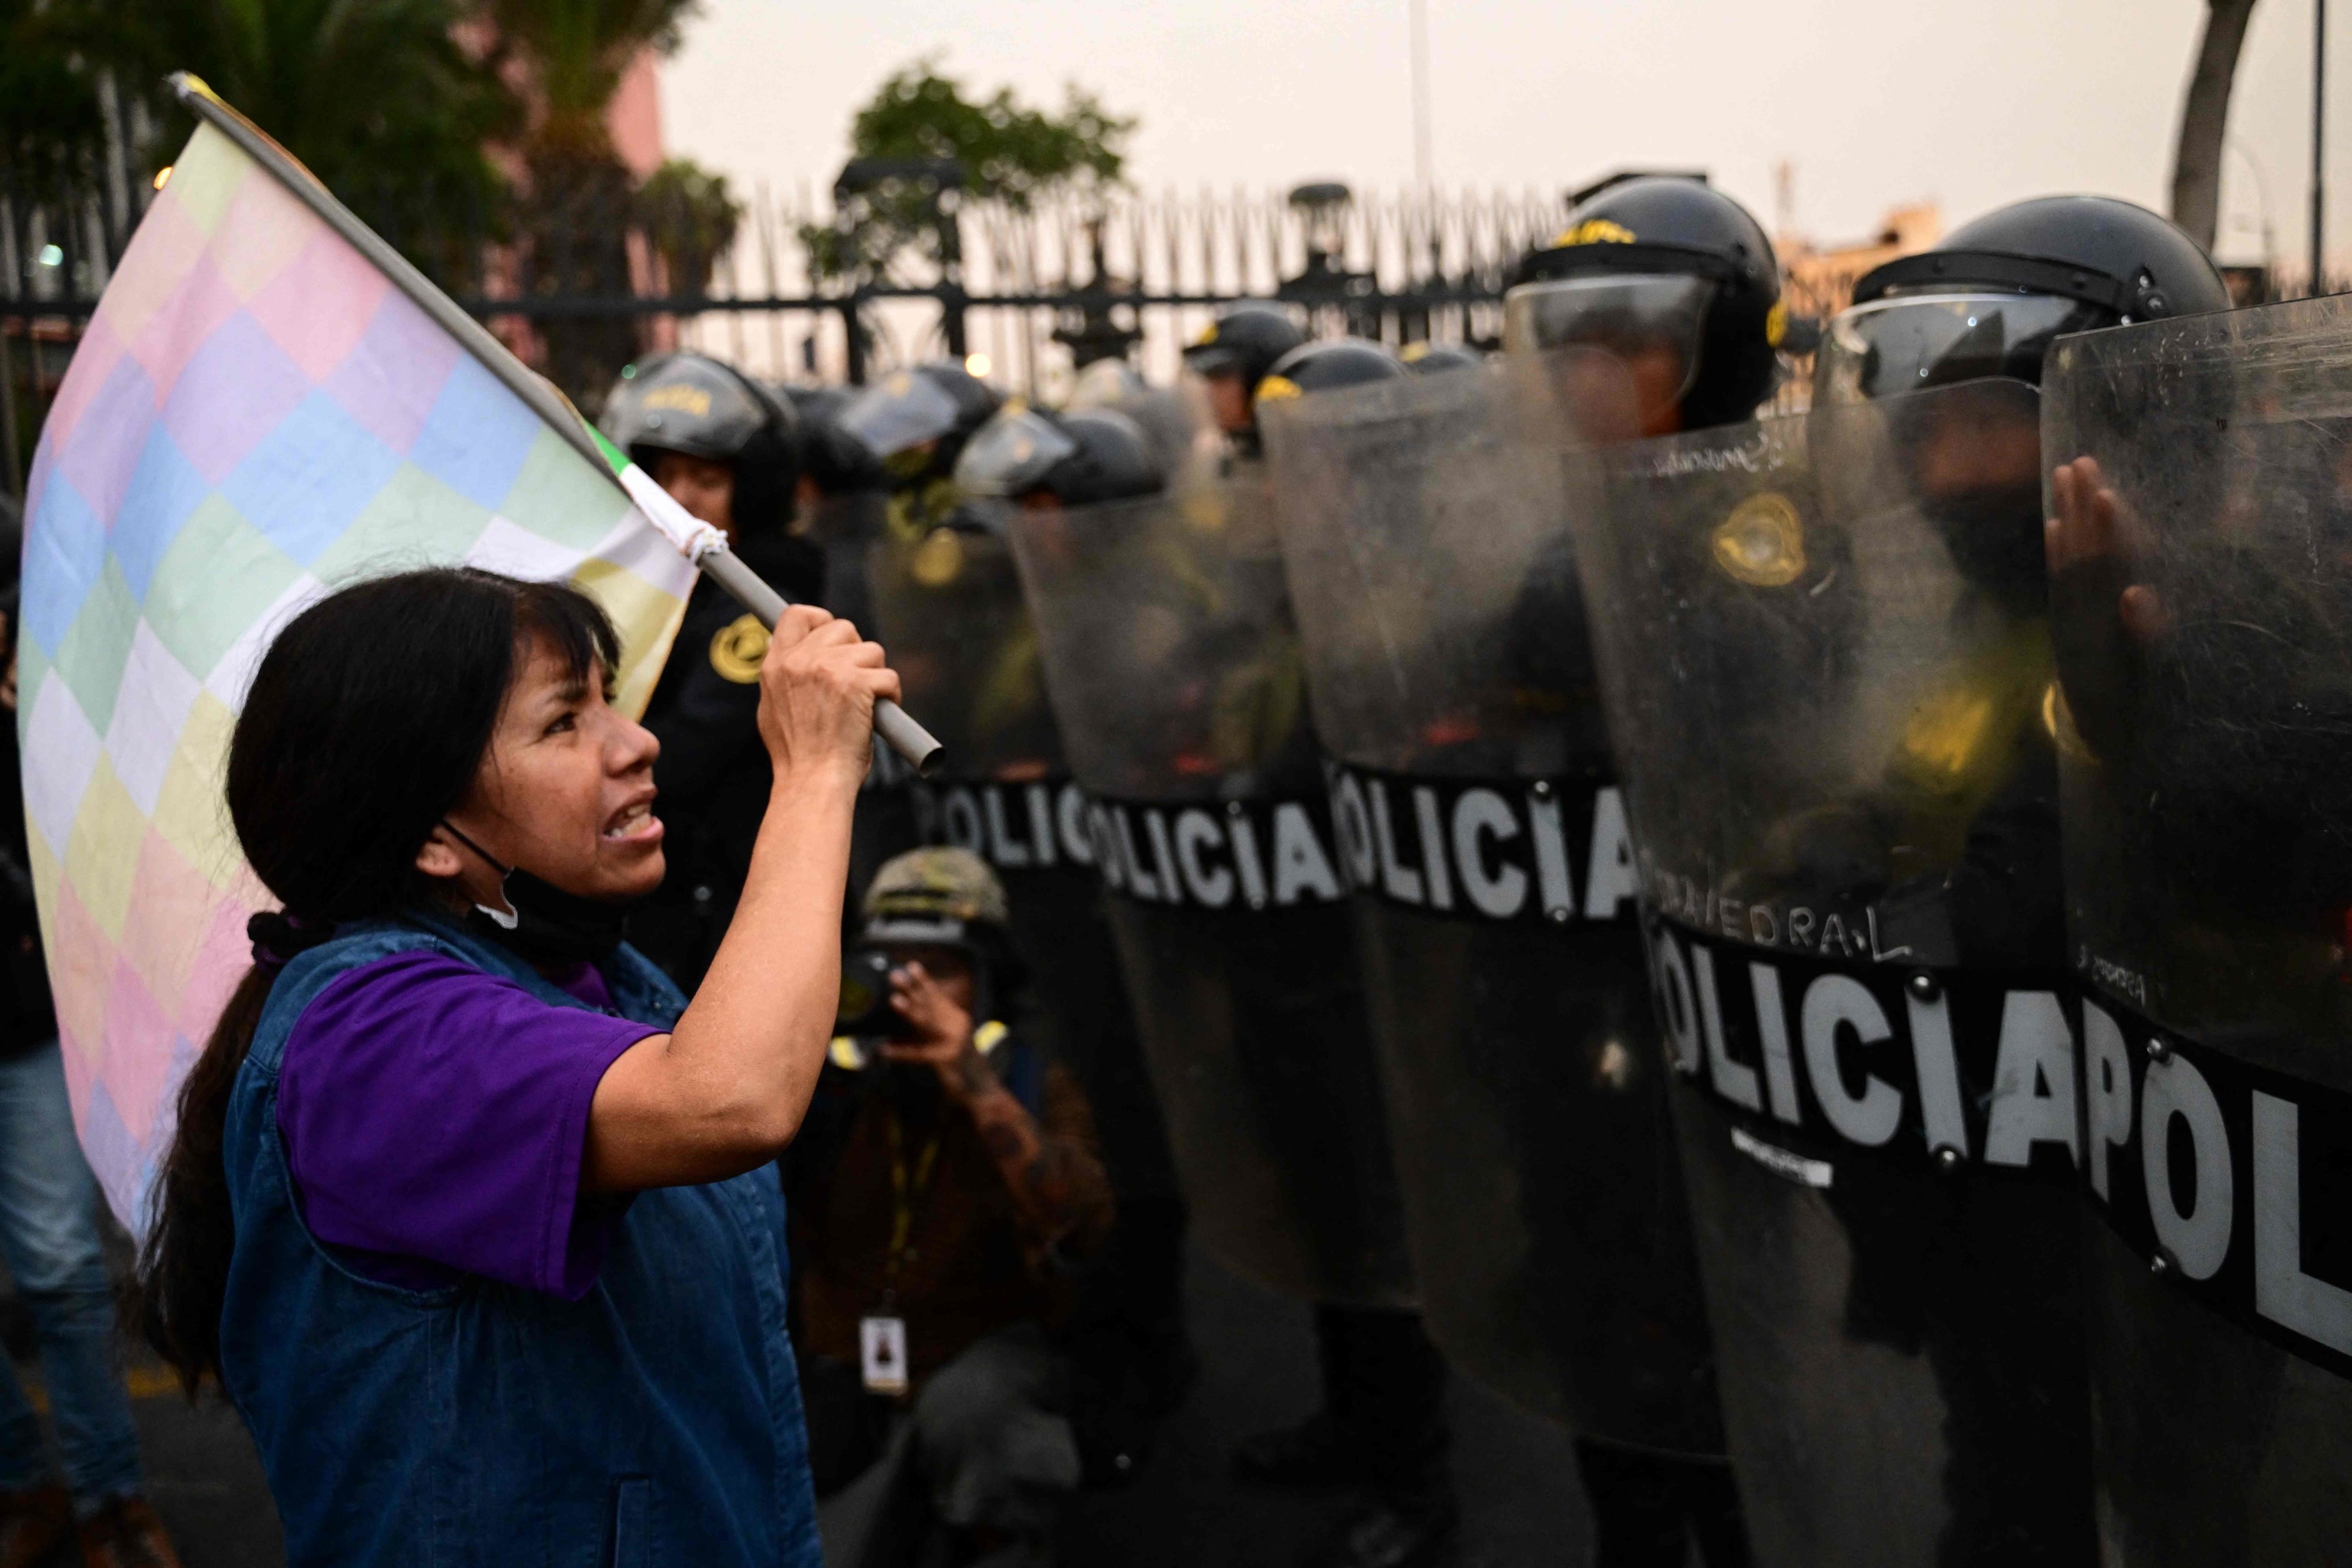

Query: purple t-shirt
<box><xmin>275</xmin><ymin>951</ymin><xmax>666</xmax><ymax>1298</ymax></box>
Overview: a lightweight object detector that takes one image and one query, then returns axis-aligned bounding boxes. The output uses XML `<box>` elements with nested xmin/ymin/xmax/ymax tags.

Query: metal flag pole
<box><xmin>165</xmin><ymin>72</ymin><xmax>943</xmax><ymax>776</ymax></box>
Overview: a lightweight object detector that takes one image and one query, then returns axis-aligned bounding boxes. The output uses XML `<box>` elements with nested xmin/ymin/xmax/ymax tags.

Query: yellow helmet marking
<box><xmin>1254</xmin><ymin>374</ymin><xmax>1302</xmax><ymax>407</ymax></box>
<box><xmin>642</xmin><ymin>384</ymin><xmax>714</xmax><ymax>416</ymax></box>
<box><xmin>1552</xmin><ymin>218</ymin><xmax>1638</xmax><ymax>247</ymax></box>
<box><xmin>1710</xmin><ymin>492</ymin><xmax>1807</xmax><ymax>587</ymax></box>
<box><xmin>911</xmin><ymin>526</ymin><xmax>965</xmax><ymax>588</ymax></box>
<box><xmin>708</xmin><ymin>613</ymin><xmax>769</xmax><ymax>684</ymax></box>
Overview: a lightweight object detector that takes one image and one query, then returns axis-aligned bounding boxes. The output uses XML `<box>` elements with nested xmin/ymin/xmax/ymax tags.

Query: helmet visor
<box><xmin>1817</xmin><ymin>292</ymin><xmax>2090</xmax><ymax>404</ymax></box>
<box><xmin>954</xmin><ymin>409</ymin><xmax>1080</xmax><ymax>498</ymax></box>
<box><xmin>839</xmin><ymin>370</ymin><xmax>963</xmax><ymax>461</ymax></box>
<box><xmin>1502</xmin><ymin>274</ymin><xmax>1717</xmax><ymax>423</ymax></box>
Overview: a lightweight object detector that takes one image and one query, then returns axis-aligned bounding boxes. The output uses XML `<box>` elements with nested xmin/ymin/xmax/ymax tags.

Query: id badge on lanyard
<box><xmin>860</xmin><ymin>1314</ymin><xmax>909</xmax><ymax>1395</ymax></box>
<box><xmin>866</xmin><ymin>1112</ymin><xmax>940</xmax><ymax>1394</ymax></box>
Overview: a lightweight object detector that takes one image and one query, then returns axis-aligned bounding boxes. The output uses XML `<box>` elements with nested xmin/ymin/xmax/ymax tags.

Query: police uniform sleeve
<box><xmin>646</xmin><ymin>595</ymin><xmax>771</xmax><ymax>805</ymax></box>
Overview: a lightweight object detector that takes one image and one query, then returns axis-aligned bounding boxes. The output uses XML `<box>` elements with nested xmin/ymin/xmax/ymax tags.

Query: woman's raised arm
<box><xmin>583</xmin><ymin>605</ymin><xmax>899</xmax><ymax>1191</ymax></box>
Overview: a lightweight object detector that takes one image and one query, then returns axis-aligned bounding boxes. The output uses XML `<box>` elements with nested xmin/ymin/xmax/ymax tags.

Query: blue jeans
<box><xmin>0</xmin><ymin>1040</ymin><xmax>142</xmax><ymax>1502</ymax></box>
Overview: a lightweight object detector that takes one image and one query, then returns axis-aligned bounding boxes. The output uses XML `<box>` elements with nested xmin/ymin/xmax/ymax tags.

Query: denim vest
<box><xmin>218</xmin><ymin>912</ymin><xmax>821</xmax><ymax>1568</ymax></box>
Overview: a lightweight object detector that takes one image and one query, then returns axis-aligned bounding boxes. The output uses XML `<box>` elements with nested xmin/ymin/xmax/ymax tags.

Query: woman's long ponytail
<box><xmin>133</xmin><ymin>569</ymin><xmax>619</xmax><ymax>1392</ymax></box>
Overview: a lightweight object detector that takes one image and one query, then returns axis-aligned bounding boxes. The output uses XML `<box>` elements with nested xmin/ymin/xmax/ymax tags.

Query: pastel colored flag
<box><xmin>19</xmin><ymin>103</ymin><xmax>701</xmax><ymax>1233</ymax></box>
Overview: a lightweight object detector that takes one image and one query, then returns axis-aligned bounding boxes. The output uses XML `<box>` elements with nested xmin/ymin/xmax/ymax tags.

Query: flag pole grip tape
<box><xmin>165</xmin><ymin>71</ymin><xmax>944</xmax><ymax>779</ymax></box>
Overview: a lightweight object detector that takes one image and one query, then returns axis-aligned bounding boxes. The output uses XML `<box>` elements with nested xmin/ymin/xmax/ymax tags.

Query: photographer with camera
<box><xmin>789</xmin><ymin>848</ymin><xmax>1114</xmax><ymax>1567</ymax></box>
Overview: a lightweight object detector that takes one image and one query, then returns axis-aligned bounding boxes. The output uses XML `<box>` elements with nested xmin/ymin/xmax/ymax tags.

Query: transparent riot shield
<box><xmin>2043</xmin><ymin>299</ymin><xmax>2352</xmax><ymax>1567</ymax></box>
<box><xmin>806</xmin><ymin>488</ymin><xmax>890</xmax><ymax>631</ymax></box>
<box><xmin>1258</xmin><ymin>364</ymin><xmax>1721</xmax><ymax>1455</ymax></box>
<box><xmin>809</xmin><ymin>488</ymin><xmax>924</xmax><ymax>916</ymax></box>
<box><xmin>864</xmin><ymin>526</ymin><xmax>1182</xmax><ymax>1229</ymax></box>
<box><xmin>1570</xmin><ymin>377</ymin><xmax>2093</xmax><ymax>1564</ymax></box>
<box><xmin>1008</xmin><ymin>472</ymin><xmax>1416</xmax><ymax>1307</ymax></box>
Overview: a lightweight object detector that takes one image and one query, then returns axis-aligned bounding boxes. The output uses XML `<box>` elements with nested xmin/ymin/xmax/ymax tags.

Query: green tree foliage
<box><xmin>485</xmin><ymin>0</ymin><xmax>696</xmax><ymax>162</ymax></box>
<box><xmin>5</xmin><ymin>0</ymin><xmax>730</xmax><ymax>405</ymax></box>
<box><xmin>635</xmin><ymin>158</ymin><xmax>741</xmax><ymax>295</ymax></box>
<box><xmin>85</xmin><ymin>0</ymin><xmax>520</xmax><ymax>243</ymax></box>
<box><xmin>482</xmin><ymin>0</ymin><xmax>701</xmax><ymax>405</ymax></box>
<box><xmin>0</xmin><ymin>1</ymin><xmax>105</xmax><ymax>175</ymax></box>
<box><xmin>808</xmin><ymin>59</ymin><xmax>1136</xmax><ymax>285</ymax></box>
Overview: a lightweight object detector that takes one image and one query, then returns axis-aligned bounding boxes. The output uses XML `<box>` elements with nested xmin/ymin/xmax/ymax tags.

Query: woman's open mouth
<box><xmin>602</xmin><ymin>799</ymin><xmax>663</xmax><ymax>844</ymax></box>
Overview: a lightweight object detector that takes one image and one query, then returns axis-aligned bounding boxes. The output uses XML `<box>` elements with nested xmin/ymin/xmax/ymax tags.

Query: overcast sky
<box><xmin>661</xmin><ymin>0</ymin><xmax>2344</xmax><ymax>270</ymax></box>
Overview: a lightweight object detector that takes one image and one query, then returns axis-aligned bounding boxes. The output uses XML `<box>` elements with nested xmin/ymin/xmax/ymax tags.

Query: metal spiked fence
<box><xmin>0</xmin><ymin>155</ymin><xmax>1568</xmax><ymax>461</ymax></box>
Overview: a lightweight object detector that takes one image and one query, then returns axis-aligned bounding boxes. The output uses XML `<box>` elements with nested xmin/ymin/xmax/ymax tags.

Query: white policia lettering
<box><xmin>1655</xmin><ymin>924</ymin><xmax>2080</xmax><ymax>1176</ymax></box>
<box><xmin>919</xmin><ymin>782</ymin><xmax>1097</xmax><ymax>871</ymax></box>
<box><xmin>2078</xmin><ymin>995</ymin><xmax>2352</xmax><ymax>1360</ymax></box>
<box><xmin>2253</xmin><ymin>1093</ymin><xmax>2352</xmax><ymax>1354</ymax></box>
<box><xmin>1664</xmin><ymin>916</ymin><xmax>2352</xmax><ymax>1367</ymax></box>
<box><xmin>1083</xmin><ymin>798</ymin><xmax>1345</xmax><ymax>910</ymax></box>
<box><xmin>1325</xmin><ymin>765</ymin><xmax>1635</xmax><ymax>926</ymax></box>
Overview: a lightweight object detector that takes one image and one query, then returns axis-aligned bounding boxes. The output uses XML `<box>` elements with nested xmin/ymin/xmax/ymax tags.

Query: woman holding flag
<box><xmin>136</xmin><ymin>566</ymin><xmax>893</xmax><ymax>1565</ymax></box>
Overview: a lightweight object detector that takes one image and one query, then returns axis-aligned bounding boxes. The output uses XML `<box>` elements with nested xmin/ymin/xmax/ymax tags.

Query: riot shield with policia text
<box><xmin>799</xmin><ymin>487</ymin><xmax>925</xmax><ymax>909</ymax></box>
<box><xmin>1008</xmin><ymin>469</ymin><xmax>1416</xmax><ymax>1307</ymax></box>
<box><xmin>1259</xmin><ymin>361</ymin><xmax>1723</xmax><ymax>1455</ymax></box>
<box><xmin>1568</xmin><ymin>376</ymin><xmax>2094</xmax><ymax>1565</ymax></box>
<box><xmin>864</xmin><ymin>522</ymin><xmax>1186</xmax><ymax>1268</ymax></box>
<box><xmin>2042</xmin><ymin>296</ymin><xmax>2352</xmax><ymax>1567</ymax></box>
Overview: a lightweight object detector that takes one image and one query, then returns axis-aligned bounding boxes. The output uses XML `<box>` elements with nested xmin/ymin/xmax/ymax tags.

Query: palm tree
<box><xmin>2172</xmin><ymin>0</ymin><xmax>2261</xmax><ymax>254</ymax></box>
<box><xmin>481</xmin><ymin>0</ymin><xmax>698</xmax><ymax>403</ymax></box>
<box><xmin>84</xmin><ymin>0</ymin><xmax>521</xmax><ymax>277</ymax></box>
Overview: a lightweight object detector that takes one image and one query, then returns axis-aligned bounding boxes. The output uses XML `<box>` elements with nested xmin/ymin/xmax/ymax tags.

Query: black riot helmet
<box><xmin>600</xmin><ymin>351</ymin><xmax>802</xmax><ymax>534</ymax></box>
<box><xmin>1182</xmin><ymin>305</ymin><xmax>1307</xmax><ymax>397</ymax></box>
<box><xmin>1400</xmin><ymin>342</ymin><xmax>1485</xmax><ymax>376</ymax></box>
<box><xmin>1821</xmin><ymin>195</ymin><xmax>2233</xmax><ymax>403</ymax></box>
<box><xmin>1254</xmin><ymin>338</ymin><xmax>1406</xmax><ymax>412</ymax></box>
<box><xmin>783</xmin><ymin>384</ymin><xmax>888</xmax><ymax>498</ymax></box>
<box><xmin>955</xmin><ymin>405</ymin><xmax>1163</xmax><ymax>524</ymax></box>
<box><xmin>1503</xmin><ymin>177</ymin><xmax>1783</xmax><ymax>432</ymax></box>
<box><xmin>837</xmin><ymin>361</ymin><xmax>1002</xmax><ymax>490</ymax></box>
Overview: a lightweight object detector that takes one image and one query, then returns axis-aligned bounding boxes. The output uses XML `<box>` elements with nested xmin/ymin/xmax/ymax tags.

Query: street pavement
<box><xmin>9</xmin><ymin>1244</ymin><xmax>1590</xmax><ymax>1566</ymax></box>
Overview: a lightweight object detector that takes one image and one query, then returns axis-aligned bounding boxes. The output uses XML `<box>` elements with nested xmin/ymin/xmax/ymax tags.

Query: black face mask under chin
<box><xmin>1922</xmin><ymin>482</ymin><xmax>2050</xmax><ymax>612</ymax></box>
<box><xmin>438</xmin><ymin>822</ymin><xmax>634</xmax><ymax>967</ymax></box>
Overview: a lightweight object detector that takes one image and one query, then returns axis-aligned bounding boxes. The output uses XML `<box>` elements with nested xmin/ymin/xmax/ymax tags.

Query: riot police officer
<box><xmin>837</xmin><ymin>361</ymin><xmax>1002</xmax><ymax>541</ymax></box>
<box><xmin>1220</xmin><ymin>337</ymin><xmax>1463</xmax><ymax>1568</ymax></box>
<box><xmin>2038</xmin><ymin>227</ymin><xmax>2352</xmax><ymax>1568</ymax></box>
<box><xmin>1494</xmin><ymin>179</ymin><xmax>1793</xmax><ymax>1563</ymax></box>
<box><xmin>957</xmin><ymin>405</ymin><xmax>1164</xmax><ymax>526</ymax></box>
<box><xmin>1824</xmin><ymin>192</ymin><xmax>2230</xmax><ymax>1568</ymax></box>
<box><xmin>1566</xmin><ymin>193</ymin><xmax>2223</xmax><ymax>1567</ymax></box>
<box><xmin>782</xmin><ymin>387</ymin><xmax>887</xmax><ymax>521</ymax></box>
<box><xmin>602</xmin><ymin>351</ymin><xmax>825</xmax><ymax>988</ymax></box>
<box><xmin>1504</xmin><ymin>175</ymin><xmax>1785</xmax><ymax>439</ymax></box>
<box><xmin>1182</xmin><ymin>304</ymin><xmax>1307</xmax><ymax>456</ymax></box>
<box><xmin>777</xmin><ymin>384</ymin><xmax>890</xmax><ymax>626</ymax></box>
<box><xmin>936</xmin><ymin>403</ymin><xmax>1204</xmax><ymax>1461</ymax></box>
<box><xmin>1812</xmin><ymin>197</ymin><xmax>2230</xmax><ymax>967</ymax></box>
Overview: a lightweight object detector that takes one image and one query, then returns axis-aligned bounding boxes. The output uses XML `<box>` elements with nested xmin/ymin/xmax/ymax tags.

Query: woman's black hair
<box><xmin>139</xmin><ymin>567</ymin><xmax>619</xmax><ymax>1393</ymax></box>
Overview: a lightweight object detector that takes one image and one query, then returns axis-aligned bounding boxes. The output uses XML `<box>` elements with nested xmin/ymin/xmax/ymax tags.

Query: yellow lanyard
<box><xmin>883</xmin><ymin>1112</ymin><xmax>943</xmax><ymax>1298</ymax></box>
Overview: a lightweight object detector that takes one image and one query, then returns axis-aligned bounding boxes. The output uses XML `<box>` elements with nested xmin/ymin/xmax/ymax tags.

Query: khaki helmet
<box><xmin>860</xmin><ymin>846</ymin><xmax>1011</xmax><ymax>947</ymax></box>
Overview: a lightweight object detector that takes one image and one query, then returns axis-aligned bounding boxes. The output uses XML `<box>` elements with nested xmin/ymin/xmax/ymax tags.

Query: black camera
<box><xmin>835</xmin><ymin>948</ymin><xmax>915</xmax><ymax>1039</ymax></box>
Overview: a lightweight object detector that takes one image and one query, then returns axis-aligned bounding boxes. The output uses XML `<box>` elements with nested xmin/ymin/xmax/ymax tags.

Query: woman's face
<box><xmin>429</xmin><ymin>632</ymin><xmax>665</xmax><ymax>904</ymax></box>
